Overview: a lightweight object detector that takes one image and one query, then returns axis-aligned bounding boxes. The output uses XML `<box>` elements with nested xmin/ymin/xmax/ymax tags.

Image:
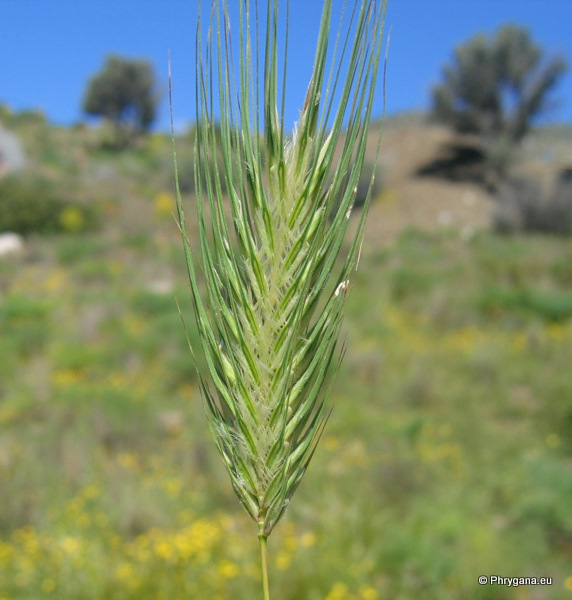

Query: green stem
<box><xmin>259</xmin><ymin>533</ymin><xmax>270</xmax><ymax>600</ymax></box>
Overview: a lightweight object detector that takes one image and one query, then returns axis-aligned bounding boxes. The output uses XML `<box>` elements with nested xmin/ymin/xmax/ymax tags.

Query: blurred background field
<box><xmin>0</xmin><ymin>108</ymin><xmax>571</xmax><ymax>599</ymax></box>
<box><xmin>2</xmin><ymin>2</ymin><xmax>572</xmax><ymax>596</ymax></box>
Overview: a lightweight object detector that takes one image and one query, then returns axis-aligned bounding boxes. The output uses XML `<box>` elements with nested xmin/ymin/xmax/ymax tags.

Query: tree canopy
<box><xmin>83</xmin><ymin>56</ymin><xmax>158</xmax><ymax>145</ymax></box>
<box><xmin>432</xmin><ymin>25</ymin><xmax>567</xmax><ymax>145</ymax></box>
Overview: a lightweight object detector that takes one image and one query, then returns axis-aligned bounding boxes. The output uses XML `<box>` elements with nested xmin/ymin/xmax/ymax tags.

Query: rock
<box><xmin>0</xmin><ymin>125</ymin><xmax>26</xmax><ymax>177</ymax></box>
<box><xmin>0</xmin><ymin>232</ymin><xmax>24</xmax><ymax>257</ymax></box>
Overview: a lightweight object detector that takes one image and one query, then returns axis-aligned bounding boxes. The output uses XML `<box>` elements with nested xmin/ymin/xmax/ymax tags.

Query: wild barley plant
<box><xmin>171</xmin><ymin>0</ymin><xmax>386</xmax><ymax>597</ymax></box>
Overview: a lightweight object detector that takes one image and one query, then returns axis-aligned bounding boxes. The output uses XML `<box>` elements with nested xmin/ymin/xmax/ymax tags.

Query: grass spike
<box><xmin>171</xmin><ymin>1</ymin><xmax>387</xmax><ymax>598</ymax></box>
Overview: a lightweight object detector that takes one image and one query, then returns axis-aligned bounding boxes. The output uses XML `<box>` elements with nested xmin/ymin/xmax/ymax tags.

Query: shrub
<box><xmin>493</xmin><ymin>171</ymin><xmax>572</xmax><ymax>235</ymax></box>
<box><xmin>1</xmin><ymin>109</ymin><xmax>46</xmax><ymax>128</ymax></box>
<box><xmin>545</xmin><ymin>168</ymin><xmax>572</xmax><ymax>233</ymax></box>
<box><xmin>493</xmin><ymin>176</ymin><xmax>542</xmax><ymax>234</ymax></box>
<box><xmin>0</xmin><ymin>175</ymin><xmax>99</xmax><ymax>235</ymax></box>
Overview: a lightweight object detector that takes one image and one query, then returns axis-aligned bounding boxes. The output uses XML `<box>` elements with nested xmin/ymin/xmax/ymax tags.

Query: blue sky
<box><xmin>1</xmin><ymin>0</ymin><xmax>571</xmax><ymax>132</ymax></box>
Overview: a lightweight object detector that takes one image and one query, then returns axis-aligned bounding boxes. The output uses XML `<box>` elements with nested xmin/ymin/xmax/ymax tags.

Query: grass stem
<box><xmin>259</xmin><ymin>533</ymin><xmax>270</xmax><ymax>600</ymax></box>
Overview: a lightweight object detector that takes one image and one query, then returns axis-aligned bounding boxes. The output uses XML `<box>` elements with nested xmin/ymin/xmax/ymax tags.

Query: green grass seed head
<box><xmin>172</xmin><ymin>0</ymin><xmax>387</xmax><ymax>538</ymax></box>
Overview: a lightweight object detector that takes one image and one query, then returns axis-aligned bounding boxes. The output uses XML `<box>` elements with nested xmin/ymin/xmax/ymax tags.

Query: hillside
<box><xmin>368</xmin><ymin>115</ymin><xmax>572</xmax><ymax>248</ymax></box>
<box><xmin>2</xmin><ymin>109</ymin><xmax>572</xmax><ymax>247</ymax></box>
<box><xmin>0</xmin><ymin>113</ymin><xmax>572</xmax><ymax>600</ymax></box>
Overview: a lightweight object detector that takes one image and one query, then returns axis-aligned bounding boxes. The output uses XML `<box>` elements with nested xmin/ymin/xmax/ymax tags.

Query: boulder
<box><xmin>0</xmin><ymin>232</ymin><xmax>24</xmax><ymax>257</ymax></box>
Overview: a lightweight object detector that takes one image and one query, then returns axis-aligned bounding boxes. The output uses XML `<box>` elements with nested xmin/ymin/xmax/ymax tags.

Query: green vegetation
<box><xmin>493</xmin><ymin>171</ymin><xmax>572</xmax><ymax>236</ymax></box>
<box><xmin>1</xmin><ymin>38</ymin><xmax>571</xmax><ymax>600</ymax></box>
<box><xmin>432</xmin><ymin>25</ymin><xmax>567</xmax><ymax>179</ymax></box>
<box><xmin>0</xmin><ymin>174</ymin><xmax>99</xmax><ymax>234</ymax></box>
<box><xmin>432</xmin><ymin>25</ymin><xmax>567</xmax><ymax>145</ymax></box>
<box><xmin>83</xmin><ymin>55</ymin><xmax>159</xmax><ymax>149</ymax></box>
<box><xmin>1</xmin><ymin>179</ymin><xmax>571</xmax><ymax>599</ymax></box>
